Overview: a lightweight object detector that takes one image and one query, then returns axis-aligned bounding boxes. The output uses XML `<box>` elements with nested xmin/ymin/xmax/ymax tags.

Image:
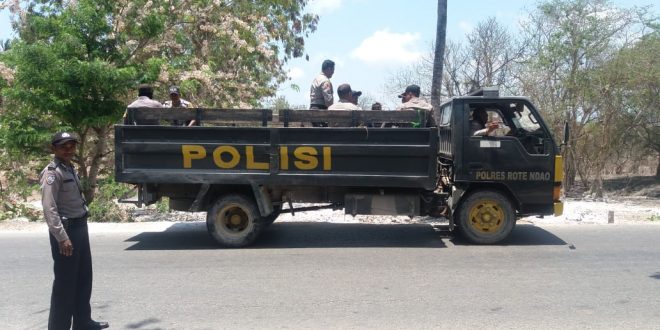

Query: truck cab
<box><xmin>435</xmin><ymin>88</ymin><xmax>563</xmax><ymax>243</ymax></box>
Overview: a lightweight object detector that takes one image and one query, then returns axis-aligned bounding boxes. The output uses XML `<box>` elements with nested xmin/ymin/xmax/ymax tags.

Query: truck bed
<box><xmin>115</xmin><ymin>125</ymin><xmax>438</xmax><ymax>190</ymax></box>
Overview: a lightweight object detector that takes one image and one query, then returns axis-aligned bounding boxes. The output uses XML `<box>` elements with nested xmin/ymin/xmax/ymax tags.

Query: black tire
<box><xmin>206</xmin><ymin>194</ymin><xmax>263</xmax><ymax>247</ymax></box>
<box><xmin>456</xmin><ymin>190</ymin><xmax>515</xmax><ymax>244</ymax></box>
<box><xmin>262</xmin><ymin>205</ymin><xmax>282</xmax><ymax>226</ymax></box>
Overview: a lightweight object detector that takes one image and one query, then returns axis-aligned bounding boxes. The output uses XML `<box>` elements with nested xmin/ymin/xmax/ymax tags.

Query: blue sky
<box><xmin>281</xmin><ymin>0</ymin><xmax>657</xmax><ymax>109</ymax></box>
<box><xmin>1</xmin><ymin>0</ymin><xmax>656</xmax><ymax>109</ymax></box>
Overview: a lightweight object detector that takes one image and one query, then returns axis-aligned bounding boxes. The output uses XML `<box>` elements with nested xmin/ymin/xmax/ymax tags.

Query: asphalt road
<box><xmin>1</xmin><ymin>222</ymin><xmax>660</xmax><ymax>330</ymax></box>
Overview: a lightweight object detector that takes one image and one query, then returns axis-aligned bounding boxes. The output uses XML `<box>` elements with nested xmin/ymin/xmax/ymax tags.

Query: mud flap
<box><xmin>251</xmin><ymin>183</ymin><xmax>274</xmax><ymax>217</ymax></box>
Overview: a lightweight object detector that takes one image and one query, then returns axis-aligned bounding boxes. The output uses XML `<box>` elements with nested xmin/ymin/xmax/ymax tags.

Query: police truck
<box><xmin>115</xmin><ymin>88</ymin><xmax>564</xmax><ymax>247</ymax></box>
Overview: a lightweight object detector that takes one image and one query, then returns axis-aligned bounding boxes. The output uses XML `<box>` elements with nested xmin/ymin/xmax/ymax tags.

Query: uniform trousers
<box><xmin>48</xmin><ymin>220</ymin><xmax>93</xmax><ymax>330</ymax></box>
<box><xmin>309</xmin><ymin>104</ymin><xmax>328</xmax><ymax>127</ymax></box>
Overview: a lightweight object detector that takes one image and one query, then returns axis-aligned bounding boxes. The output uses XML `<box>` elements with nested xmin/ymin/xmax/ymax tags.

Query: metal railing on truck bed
<box><xmin>123</xmin><ymin>107</ymin><xmax>429</xmax><ymax>127</ymax></box>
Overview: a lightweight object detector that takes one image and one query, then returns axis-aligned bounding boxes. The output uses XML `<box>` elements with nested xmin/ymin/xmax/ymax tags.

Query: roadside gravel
<box><xmin>2</xmin><ymin>197</ymin><xmax>658</xmax><ymax>233</ymax></box>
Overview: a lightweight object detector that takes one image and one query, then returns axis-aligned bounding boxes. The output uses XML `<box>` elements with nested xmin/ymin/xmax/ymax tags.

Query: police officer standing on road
<box><xmin>40</xmin><ymin>132</ymin><xmax>109</xmax><ymax>330</ymax></box>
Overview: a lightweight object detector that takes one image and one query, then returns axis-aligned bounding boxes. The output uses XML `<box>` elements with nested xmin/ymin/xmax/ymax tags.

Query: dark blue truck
<box><xmin>116</xmin><ymin>88</ymin><xmax>563</xmax><ymax>247</ymax></box>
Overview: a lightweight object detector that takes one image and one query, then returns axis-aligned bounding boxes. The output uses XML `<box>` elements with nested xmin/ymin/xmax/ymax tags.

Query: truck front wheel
<box><xmin>206</xmin><ymin>194</ymin><xmax>263</xmax><ymax>247</ymax></box>
<box><xmin>456</xmin><ymin>190</ymin><xmax>515</xmax><ymax>244</ymax></box>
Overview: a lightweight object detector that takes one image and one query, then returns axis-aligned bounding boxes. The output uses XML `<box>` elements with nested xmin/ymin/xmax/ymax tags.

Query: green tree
<box><xmin>518</xmin><ymin>0</ymin><xmax>652</xmax><ymax>191</ymax></box>
<box><xmin>387</xmin><ymin>17</ymin><xmax>520</xmax><ymax>101</ymax></box>
<box><xmin>1</xmin><ymin>0</ymin><xmax>147</xmax><ymax>202</ymax></box>
<box><xmin>594</xmin><ymin>34</ymin><xmax>660</xmax><ymax>180</ymax></box>
<box><xmin>108</xmin><ymin>0</ymin><xmax>318</xmax><ymax>107</ymax></box>
<box><xmin>574</xmin><ymin>33</ymin><xmax>660</xmax><ymax>196</ymax></box>
<box><xmin>0</xmin><ymin>0</ymin><xmax>318</xmax><ymax>203</ymax></box>
<box><xmin>0</xmin><ymin>39</ymin><xmax>11</xmax><ymax>52</ymax></box>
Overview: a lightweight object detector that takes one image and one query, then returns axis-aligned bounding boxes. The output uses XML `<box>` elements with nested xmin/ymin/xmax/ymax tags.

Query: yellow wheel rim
<box><xmin>468</xmin><ymin>199</ymin><xmax>505</xmax><ymax>234</ymax></box>
<box><xmin>216</xmin><ymin>203</ymin><xmax>249</xmax><ymax>233</ymax></box>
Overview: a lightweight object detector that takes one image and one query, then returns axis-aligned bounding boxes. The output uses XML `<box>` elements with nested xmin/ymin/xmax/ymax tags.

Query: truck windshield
<box><xmin>510</xmin><ymin>103</ymin><xmax>541</xmax><ymax>133</ymax></box>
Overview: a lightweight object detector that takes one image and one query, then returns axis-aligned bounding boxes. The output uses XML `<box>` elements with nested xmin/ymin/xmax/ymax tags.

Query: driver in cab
<box><xmin>470</xmin><ymin>107</ymin><xmax>510</xmax><ymax>137</ymax></box>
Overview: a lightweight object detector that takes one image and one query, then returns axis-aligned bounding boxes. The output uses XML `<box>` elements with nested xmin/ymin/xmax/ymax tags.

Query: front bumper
<box><xmin>554</xmin><ymin>202</ymin><xmax>564</xmax><ymax>216</ymax></box>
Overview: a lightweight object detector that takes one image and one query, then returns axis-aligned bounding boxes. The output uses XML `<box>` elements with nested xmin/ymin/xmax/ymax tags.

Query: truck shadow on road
<box><xmin>124</xmin><ymin>222</ymin><xmax>565</xmax><ymax>250</ymax></box>
<box><xmin>449</xmin><ymin>224</ymin><xmax>567</xmax><ymax>246</ymax></box>
<box><xmin>256</xmin><ymin>222</ymin><xmax>447</xmax><ymax>248</ymax></box>
<box><xmin>124</xmin><ymin>222</ymin><xmax>446</xmax><ymax>250</ymax></box>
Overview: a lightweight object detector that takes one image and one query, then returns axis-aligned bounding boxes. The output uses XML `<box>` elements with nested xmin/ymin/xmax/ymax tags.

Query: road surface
<box><xmin>1</xmin><ymin>222</ymin><xmax>659</xmax><ymax>329</ymax></box>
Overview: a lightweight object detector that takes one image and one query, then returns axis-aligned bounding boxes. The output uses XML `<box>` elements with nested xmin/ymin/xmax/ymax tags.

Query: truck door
<box><xmin>459</xmin><ymin>100</ymin><xmax>555</xmax><ymax>215</ymax></box>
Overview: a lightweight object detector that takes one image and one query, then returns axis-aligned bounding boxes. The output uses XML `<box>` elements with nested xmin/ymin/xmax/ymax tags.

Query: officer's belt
<box><xmin>61</xmin><ymin>213</ymin><xmax>88</xmax><ymax>229</ymax></box>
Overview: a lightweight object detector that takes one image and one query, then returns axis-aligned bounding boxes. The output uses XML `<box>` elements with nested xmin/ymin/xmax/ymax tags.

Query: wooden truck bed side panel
<box><xmin>115</xmin><ymin>126</ymin><xmax>438</xmax><ymax>190</ymax></box>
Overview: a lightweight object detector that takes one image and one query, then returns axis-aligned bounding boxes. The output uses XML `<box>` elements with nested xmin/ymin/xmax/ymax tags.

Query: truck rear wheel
<box><xmin>456</xmin><ymin>190</ymin><xmax>515</xmax><ymax>244</ymax></box>
<box><xmin>206</xmin><ymin>194</ymin><xmax>263</xmax><ymax>247</ymax></box>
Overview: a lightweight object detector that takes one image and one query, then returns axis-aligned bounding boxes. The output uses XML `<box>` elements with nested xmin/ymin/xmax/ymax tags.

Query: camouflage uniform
<box><xmin>396</xmin><ymin>97</ymin><xmax>433</xmax><ymax>111</ymax></box>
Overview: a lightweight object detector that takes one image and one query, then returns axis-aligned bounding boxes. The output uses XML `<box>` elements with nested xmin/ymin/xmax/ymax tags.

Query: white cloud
<box><xmin>458</xmin><ymin>21</ymin><xmax>473</xmax><ymax>34</ymax></box>
<box><xmin>495</xmin><ymin>11</ymin><xmax>515</xmax><ymax>19</ymax></box>
<box><xmin>308</xmin><ymin>0</ymin><xmax>343</xmax><ymax>14</ymax></box>
<box><xmin>350</xmin><ymin>30</ymin><xmax>423</xmax><ymax>64</ymax></box>
<box><xmin>288</xmin><ymin>67</ymin><xmax>305</xmax><ymax>80</ymax></box>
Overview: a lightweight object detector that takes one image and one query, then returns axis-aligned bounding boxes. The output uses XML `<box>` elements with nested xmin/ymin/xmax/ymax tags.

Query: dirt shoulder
<box><xmin>520</xmin><ymin>197</ymin><xmax>659</xmax><ymax>225</ymax></box>
<box><xmin>3</xmin><ymin>176</ymin><xmax>658</xmax><ymax>231</ymax></box>
<box><xmin>2</xmin><ymin>197</ymin><xmax>658</xmax><ymax>233</ymax></box>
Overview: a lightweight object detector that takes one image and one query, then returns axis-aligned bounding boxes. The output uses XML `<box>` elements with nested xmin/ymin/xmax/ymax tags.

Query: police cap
<box><xmin>169</xmin><ymin>86</ymin><xmax>180</xmax><ymax>96</ymax></box>
<box><xmin>398</xmin><ymin>84</ymin><xmax>421</xmax><ymax>98</ymax></box>
<box><xmin>51</xmin><ymin>132</ymin><xmax>79</xmax><ymax>146</ymax></box>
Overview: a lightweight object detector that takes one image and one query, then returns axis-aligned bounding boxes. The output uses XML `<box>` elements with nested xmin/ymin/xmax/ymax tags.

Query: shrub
<box><xmin>87</xmin><ymin>177</ymin><xmax>133</xmax><ymax>222</ymax></box>
<box><xmin>0</xmin><ymin>161</ymin><xmax>41</xmax><ymax>221</ymax></box>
